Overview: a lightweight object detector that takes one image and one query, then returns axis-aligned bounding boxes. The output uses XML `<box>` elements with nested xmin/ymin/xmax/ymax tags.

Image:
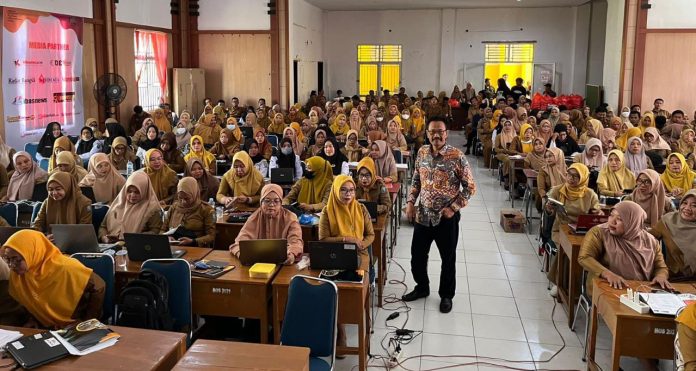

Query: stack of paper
<box><xmin>0</xmin><ymin>329</ymin><xmax>23</xmax><ymax>349</ymax></box>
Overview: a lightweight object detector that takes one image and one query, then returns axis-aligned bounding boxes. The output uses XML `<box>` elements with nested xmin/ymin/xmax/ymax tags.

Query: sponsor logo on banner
<box><xmin>50</xmin><ymin>59</ymin><xmax>72</xmax><ymax>67</ymax></box>
<box><xmin>53</xmin><ymin>92</ymin><xmax>75</xmax><ymax>103</ymax></box>
<box><xmin>63</xmin><ymin>76</ymin><xmax>79</xmax><ymax>82</ymax></box>
<box><xmin>7</xmin><ymin>77</ymin><xmax>36</xmax><ymax>85</ymax></box>
<box><xmin>12</xmin><ymin>96</ymin><xmax>48</xmax><ymax>105</ymax></box>
<box><xmin>6</xmin><ymin>115</ymin><xmax>35</xmax><ymax>123</ymax></box>
<box><xmin>38</xmin><ymin>74</ymin><xmax>60</xmax><ymax>84</ymax></box>
<box><xmin>13</xmin><ymin>60</ymin><xmax>42</xmax><ymax>67</ymax></box>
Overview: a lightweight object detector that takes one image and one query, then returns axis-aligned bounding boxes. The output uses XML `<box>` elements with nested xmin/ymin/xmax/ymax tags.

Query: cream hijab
<box><xmin>103</xmin><ymin>171</ymin><xmax>162</xmax><ymax>239</ymax></box>
<box><xmin>78</xmin><ymin>153</ymin><xmax>126</xmax><ymax>203</ymax></box>
<box><xmin>7</xmin><ymin>151</ymin><xmax>47</xmax><ymax>201</ymax></box>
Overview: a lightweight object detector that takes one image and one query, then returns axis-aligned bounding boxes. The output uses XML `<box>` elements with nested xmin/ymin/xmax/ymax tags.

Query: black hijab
<box><xmin>319</xmin><ymin>137</ymin><xmax>347</xmax><ymax>176</ymax></box>
<box><xmin>246</xmin><ymin>139</ymin><xmax>265</xmax><ymax>164</ymax></box>
<box><xmin>76</xmin><ymin>127</ymin><xmax>96</xmax><ymax>155</ymax></box>
<box><xmin>37</xmin><ymin>122</ymin><xmax>62</xmax><ymax>158</ymax></box>
<box><xmin>104</xmin><ymin>122</ymin><xmax>131</xmax><ymax>154</ymax></box>
<box><xmin>277</xmin><ymin>137</ymin><xmax>296</xmax><ymax>176</ymax></box>
<box><xmin>139</xmin><ymin>125</ymin><xmax>161</xmax><ymax>151</ymax></box>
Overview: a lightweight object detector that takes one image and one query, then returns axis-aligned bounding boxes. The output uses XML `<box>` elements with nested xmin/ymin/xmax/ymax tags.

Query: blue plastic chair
<box><xmin>91</xmin><ymin>204</ymin><xmax>109</xmax><ymax>234</ymax></box>
<box><xmin>141</xmin><ymin>259</ymin><xmax>192</xmax><ymax>342</ymax></box>
<box><xmin>24</xmin><ymin>142</ymin><xmax>39</xmax><ymax>161</ymax></box>
<box><xmin>31</xmin><ymin>201</ymin><xmax>43</xmax><ymax>224</ymax></box>
<box><xmin>267</xmin><ymin>135</ymin><xmax>279</xmax><ymax>148</ymax></box>
<box><xmin>0</xmin><ymin>203</ymin><xmax>18</xmax><ymax>227</ymax></box>
<box><xmin>280</xmin><ymin>275</ymin><xmax>338</xmax><ymax>371</ymax></box>
<box><xmin>39</xmin><ymin>158</ymin><xmax>49</xmax><ymax>171</ymax></box>
<box><xmin>392</xmin><ymin>150</ymin><xmax>404</xmax><ymax>164</ymax></box>
<box><xmin>71</xmin><ymin>253</ymin><xmax>115</xmax><ymax>324</ymax></box>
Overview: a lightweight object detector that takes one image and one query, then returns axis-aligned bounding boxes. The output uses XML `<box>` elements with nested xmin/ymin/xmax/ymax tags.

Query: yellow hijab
<box><xmin>411</xmin><ymin>108</ymin><xmax>426</xmax><ymax>133</ymax></box>
<box><xmin>639</xmin><ymin>112</ymin><xmax>655</xmax><ymax>134</ymax></box>
<box><xmin>616</xmin><ymin>127</ymin><xmax>642</xmax><ymax>151</ymax></box>
<box><xmin>290</xmin><ymin>121</ymin><xmax>305</xmax><ymax>142</ymax></box>
<box><xmin>184</xmin><ymin>135</ymin><xmax>216</xmax><ymax>171</ymax></box>
<box><xmin>597</xmin><ymin>150</ymin><xmax>636</xmax><ymax>194</ymax></box>
<box><xmin>558</xmin><ymin>163</ymin><xmax>590</xmax><ymax>202</ymax></box>
<box><xmin>297</xmin><ymin>156</ymin><xmax>333</xmax><ymax>204</ymax></box>
<box><xmin>324</xmin><ymin>175</ymin><xmax>365</xmax><ymax>240</ymax></box>
<box><xmin>357</xmin><ymin>156</ymin><xmax>378</xmax><ymax>188</ymax></box>
<box><xmin>491</xmin><ymin>109</ymin><xmax>503</xmax><ymax>130</ymax></box>
<box><xmin>143</xmin><ymin>148</ymin><xmax>178</xmax><ymax>201</ymax></box>
<box><xmin>661</xmin><ymin>153</ymin><xmax>696</xmax><ymax>192</ymax></box>
<box><xmin>518</xmin><ymin>123</ymin><xmax>534</xmax><ymax>154</ymax></box>
<box><xmin>224</xmin><ymin>151</ymin><xmax>264</xmax><ymax>197</ymax></box>
<box><xmin>7</xmin><ymin>230</ymin><xmax>92</xmax><ymax>327</ymax></box>
<box><xmin>330</xmin><ymin>113</ymin><xmax>350</xmax><ymax>136</ymax></box>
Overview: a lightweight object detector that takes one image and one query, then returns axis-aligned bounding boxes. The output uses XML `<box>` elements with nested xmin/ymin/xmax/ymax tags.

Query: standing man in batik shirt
<box><xmin>402</xmin><ymin>116</ymin><xmax>476</xmax><ymax>313</ymax></box>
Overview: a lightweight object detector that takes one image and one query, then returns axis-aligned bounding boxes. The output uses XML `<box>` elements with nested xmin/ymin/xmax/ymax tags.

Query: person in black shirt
<box><xmin>510</xmin><ymin>78</ymin><xmax>528</xmax><ymax>102</ymax></box>
<box><xmin>543</xmin><ymin>83</ymin><xmax>557</xmax><ymax>98</ymax></box>
<box><xmin>496</xmin><ymin>78</ymin><xmax>511</xmax><ymax>102</ymax></box>
<box><xmin>553</xmin><ymin>124</ymin><xmax>580</xmax><ymax>156</ymax></box>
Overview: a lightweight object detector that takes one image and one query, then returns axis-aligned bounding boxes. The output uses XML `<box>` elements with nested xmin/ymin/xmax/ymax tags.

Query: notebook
<box><xmin>6</xmin><ymin>331</ymin><xmax>68</xmax><ymax>369</ymax></box>
<box><xmin>359</xmin><ymin>200</ymin><xmax>378</xmax><ymax>222</ymax></box>
<box><xmin>51</xmin><ymin>224</ymin><xmax>119</xmax><ymax>254</ymax></box>
<box><xmin>568</xmin><ymin>214</ymin><xmax>608</xmax><ymax>234</ymax></box>
<box><xmin>239</xmin><ymin>239</ymin><xmax>288</xmax><ymax>266</ymax></box>
<box><xmin>123</xmin><ymin>233</ymin><xmax>186</xmax><ymax>261</ymax></box>
<box><xmin>270</xmin><ymin>167</ymin><xmax>294</xmax><ymax>185</ymax></box>
<box><xmin>308</xmin><ymin>241</ymin><xmax>360</xmax><ymax>270</ymax></box>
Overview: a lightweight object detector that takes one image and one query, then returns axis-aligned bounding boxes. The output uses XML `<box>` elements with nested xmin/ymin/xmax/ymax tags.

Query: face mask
<box><xmin>176</xmin><ymin>127</ymin><xmax>186</xmax><ymax>135</ymax></box>
<box><xmin>401</xmin><ymin>114</ymin><xmax>410</xmax><ymax>120</ymax></box>
<box><xmin>377</xmin><ymin>117</ymin><xmax>384</xmax><ymax>122</ymax></box>
<box><xmin>281</xmin><ymin>147</ymin><xmax>293</xmax><ymax>155</ymax></box>
<box><xmin>621</xmin><ymin>112</ymin><xmax>629</xmax><ymax>118</ymax></box>
<box><xmin>227</xmin><ymin>124</ymin><xmax>236</xmax><ymax>130</ymax></box>
<box><xmin>304</xmin><ymin>171</ymin><xmax>315</xmax><ymax>179</ymax></box>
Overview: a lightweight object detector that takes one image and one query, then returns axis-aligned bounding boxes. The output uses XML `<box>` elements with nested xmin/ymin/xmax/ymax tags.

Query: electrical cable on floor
<box><xmin>352</xmin><ymin>255</ymin><xmax>579</xmax><ymax>371</ymax></box>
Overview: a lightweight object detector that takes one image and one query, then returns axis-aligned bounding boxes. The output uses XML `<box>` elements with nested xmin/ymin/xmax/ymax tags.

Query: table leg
<box><xmin>567</xmin><ymin>255</ymin><xmax>577</xmax><ymax>328</ymax></box>
<box><xmin>610</xmin><ymin>320</ymin><xmax>622</xmax><ymax>371</ymax></box>
<box><xmin>359</xmin><ymin>292</ymin><xmax>368</xmax><ymax>371</ymax></box>
<box><xmin>587</xmin><ymin>302</ymin><xmax>599</xmax><ymax>364</ymax></box>
<box><xmin>272</xmin><ymin>289</ymin><xmax>281</xmax><ymax>344</ymax></box>
<box><xmin>260</xmin><ymin>309</ymin><xmax>269</xmax><ymax>344</ymax></box>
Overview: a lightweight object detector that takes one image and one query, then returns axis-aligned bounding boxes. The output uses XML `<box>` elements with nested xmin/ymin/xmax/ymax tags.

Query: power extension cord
<box><xmin>387</xmin><ymin>345</ymin><xmax>403</xmax><ymax>369</ymax></box>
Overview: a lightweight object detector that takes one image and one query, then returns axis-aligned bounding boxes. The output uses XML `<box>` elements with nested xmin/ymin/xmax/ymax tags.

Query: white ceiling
<box><xmin>305</xmin><ymin>0</ymin><xmax>591</xmax><ymax>11</ymax></box>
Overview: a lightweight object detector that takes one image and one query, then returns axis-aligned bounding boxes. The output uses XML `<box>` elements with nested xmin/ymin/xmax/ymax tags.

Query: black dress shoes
<box><xmin>440</xmin><ymin>298</ymin><xmax>453</xmax><ymax>313</ymax></box>
<box><xmin>402</xmin><ymin>289</ymin><xmax>429</xmax><ymax>302</ymax></box>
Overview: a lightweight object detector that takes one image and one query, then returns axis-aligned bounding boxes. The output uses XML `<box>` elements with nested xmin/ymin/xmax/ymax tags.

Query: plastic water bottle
<box><xmin>126</xmin><ymin>160</ymin><xmax>134</xmax><ymax>176</ymax></box>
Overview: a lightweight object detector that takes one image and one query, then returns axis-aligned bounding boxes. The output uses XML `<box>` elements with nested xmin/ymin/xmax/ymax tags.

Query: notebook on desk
<box><xmin>51</xmin><ymin>224</ymin><xmax>119</xmax><ymax>254</ymax></box>
<box><xmin>123</xmin><ymin>233</ymin><xmax>186</xmax><ymax>261</ymax></box>
<box><xmin>568</xmin><ymin>214</ymin><xmax>608</xmax><ymax>234</ymax></box>
<box><xmin>308</xmin><ymin>241</ymin><xmax>360</xmax><ymax>270</ymax></box>
<box><xmin>239</xmin><ymin>239</ymin><xmax>287</xmax><ymax>266</ymax></box>
<box><xmin>270</xmin><ymin>168</ymin><xmax>294</xmax><ymax>185</ymax></box>
<box><xmin>5</xmin><ymin>332</ymin><xmax>69</xmax><ymax>369</ymax></box>
<box><xmin>359</xmin><ymin>200</ymin><xmax>378</xmax><ymax>222</ymax></box>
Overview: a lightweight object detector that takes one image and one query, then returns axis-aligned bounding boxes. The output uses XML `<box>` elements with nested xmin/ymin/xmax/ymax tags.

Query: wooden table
<box><xmin>189</xmin><ymin>250</ymin><xmax>279</xmax><ymax>344</ymax></box>
<box><xmin>2</xmin><ymin>325</ymin><xmax>186</xmax><ymax>371</ymax></box>
<box><xmin>214</xmin><ymin>217</ymin><xmax>319</xmax><ymax>251</ymax></box>
<box><xmin>556</xmin><ymin>224</ymin><xmax>584</xmax><ymax>328</ymax></box>
<box><xmin>272</xmin><ymin>258</ymin><xmax>370</xmax><ymax>371</ymax></box>
<box><xmin>523</xmin><ymin>168</ymin><xmax>539</xmax><ymax>233</ymax></box>
<box><xmin>386</xmin><ymin>182</ymin><xmax>401</xmax><ymax>237</ymax></box>
<box><xmin>173</xmin><ymin>339</ymin><xmax>309</xmax><ymax>370</ymax></box>
<box><xmin>587</xmin><ymin>279</ymin><xmax>696</xmax><ymax>371</ymax></box>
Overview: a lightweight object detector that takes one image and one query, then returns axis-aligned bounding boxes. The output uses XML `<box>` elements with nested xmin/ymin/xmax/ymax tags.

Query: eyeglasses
<box><xmin>262</xmin><ymin>199</ymin><xmax>281</xmax><ymax>206</ymax></box>
<box><xmin>636</xmin><ymin>179</ymin><xmax>652</xmax><ymax>186</ymax></box>
<box><xmin>1</xmin><ymin>254</ymin><xmax>22</xmax><ymax>268</ymax></box>
<box><xmin>427</xmin><ymin>130</ymin><xmax>446</xmax><ymax>135</ymax></box>
<box><xmin>358</xmin><ymin>173</ymin><xmax>372</xmax><ymax>179</ymax></box>
<box><xmin>339</xmin><ymin>188</ymin><xmax>356</xmax><ymax>194</ymax></box>
<box><xmin>567</xmin><ymin>173</ymin><xmax>581</xmax><ymax>181</ymax></box>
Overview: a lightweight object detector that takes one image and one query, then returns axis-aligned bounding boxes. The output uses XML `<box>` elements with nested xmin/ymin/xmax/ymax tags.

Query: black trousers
<box><xmin>410</xmin><ymin>213</ymin><xmax>460</xmax><ymax>299</ymax></box>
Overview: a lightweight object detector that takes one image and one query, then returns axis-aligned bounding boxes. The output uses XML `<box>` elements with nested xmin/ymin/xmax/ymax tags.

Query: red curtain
<box><xmin>149</xmin><ymin>32</ymin><xmax>168</xmax><ymax>103</ymax></box>
<box><xmin>134</xmin><ymin>30</ymin><xmax>150</xmax><ymax>83</ymax></box>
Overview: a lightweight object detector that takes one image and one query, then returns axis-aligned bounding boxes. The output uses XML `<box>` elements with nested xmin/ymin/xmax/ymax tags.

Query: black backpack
<box><xmin>116</xmin><ymin>269</ymin><xmax>174</xmax><ymax>331</ymax></box>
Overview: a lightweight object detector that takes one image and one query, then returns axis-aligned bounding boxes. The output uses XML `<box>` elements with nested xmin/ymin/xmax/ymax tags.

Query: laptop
<box><xmin>216</xmin><ymin>160</ymin><xmax>231</xmax><ymax>175</ymax></box>
<box><xmin>6</xmin><ymin>332</ymin><xmax>69</xmax><ymax>369</ymax></box>
<box><xmin>123</xmin><ymin>233</ymin><xmax>186</xmax><ymax>261</ymax></box>
<box><xmin>240</xmin><ymin>126</ymin><xmax>254</xmax><ymax>139</ymax></box>
<box><xmin>239</xmin><ymin>239</ymin><xmax>288</xmax><ymax>266</ymax></box>
<box><xmin>0</xmin><ymin>226</ymin><xmax>28</xmax><ymax>245</ymax></box>
<box><xmin>51</xmin><ymin>224</ymin><xmax>119</xmax><ymax>254</ymax></box>
<box><xmin>568</xmin><ymin>214</ymin><xmax>609</xmax><ymax>234</ymax></box>
<box><xmin>359</xmin><ymin>200</ymin><xmax>378</xmax><ymax>222</ymax></box>
<box><xmin>270</xmin><ymin>168</ymin><xmax>294</xmax><ymax>185</ymax></box>
<box><xmin>308</xmin><ymin>241</ymin><xmax>360</xmax><ymax>270</ymax></box>
<box><xmin>80</xmin><ymin>187</ymin><xmax>96</xmax><ymax>203</ymax></box>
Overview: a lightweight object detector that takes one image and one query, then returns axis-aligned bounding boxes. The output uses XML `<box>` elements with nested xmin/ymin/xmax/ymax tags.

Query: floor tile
<box><xmin>472</xmin><ymin>314</ymin><xmax>526</xmax><ymax>341</ymax></box>
<box><xmin>466</xmin><ymin>263</ymin><xmax>508</xmax><ymax>280</ymax></box>
<box><xmin>469</xmin><ymin>295</ymin><xmax>519</xmax><ymax>317</ymax></box>
<box><xmin>468</xmin><ymin>278</ymin><xmax>512</xmax><ymax>297</ymax></box>
<box><xmin>422</xmin><ymin>311</ymin><xmax>474</xmax><ymax>336</ymax></box>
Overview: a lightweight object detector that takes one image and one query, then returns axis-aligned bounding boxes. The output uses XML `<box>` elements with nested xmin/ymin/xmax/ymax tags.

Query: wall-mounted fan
<box><xmin>93</xmin><ymin>73</ymin><xmax>127</xmax><ymax>117</ymax></box>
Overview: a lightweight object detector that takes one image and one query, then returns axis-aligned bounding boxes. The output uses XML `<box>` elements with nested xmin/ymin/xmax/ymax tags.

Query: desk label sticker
<box><xmin>654</xmin><ymin>328</ymin><xmax>675</xmax><ymax>335</ymax></box>
<box><xmin>212</xmin><ymin>287</ymin><xmax>232</xmax><ymax>295</ymax></box>
<box><xmin>33</xmin><ymin>334</ymin><xmax>42</xmax><ymax>339</ymax></box>
<box><xmin>11</xmin><ymin>341</ymin><xmax>23</xmax><ymax>350</ymax></box>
